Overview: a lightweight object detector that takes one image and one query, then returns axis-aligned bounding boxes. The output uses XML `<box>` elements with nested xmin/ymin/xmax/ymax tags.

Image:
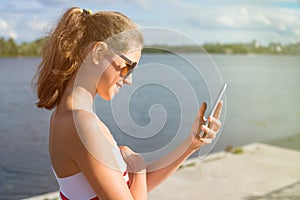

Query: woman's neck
<box><xmin>58</xmin><ymin>70</ymin><xmax>96</xmax><ymax>114</ymax></box>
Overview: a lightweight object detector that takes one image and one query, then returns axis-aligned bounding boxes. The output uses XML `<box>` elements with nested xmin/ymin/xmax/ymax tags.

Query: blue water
<box><xmin>0</xmin><ymin>54</ymin><xmax>299</xmax><ymax>199</ymax></box>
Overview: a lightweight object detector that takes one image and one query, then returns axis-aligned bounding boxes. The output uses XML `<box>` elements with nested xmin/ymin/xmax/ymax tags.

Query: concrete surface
<box><xmin>22</xmin><ymin>143</ymin><xmax>300</xmax><ymax>200</ymax></box>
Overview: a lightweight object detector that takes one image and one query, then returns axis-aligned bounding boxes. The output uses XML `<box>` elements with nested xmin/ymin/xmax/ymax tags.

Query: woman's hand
<box><xmin>119</xmin><ymin>146</ymin><xmax>146</xmax><ymax>173</ymax></box>
<box><xmin>189</xmin><ymin>101</ymin><xmax>223</xmax><ymax>150</ymax></box>
<box><xmin>119</xmin><ymin>146</ymin><xmax>147</xmax><ymax>196</ymax></box>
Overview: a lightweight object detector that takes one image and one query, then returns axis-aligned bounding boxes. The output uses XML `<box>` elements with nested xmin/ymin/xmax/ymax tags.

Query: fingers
<box><xmin>119</xmin><ymin>146</ymin><xmax>128</xmax><ymax>158</ymax></box>
<box><xmin>205</xmin><ymin>100</ymin><xmax>223</xmax><ymax>134</ymax></box>
<box><xmin>119</xmin><ymin>146</ymin><xmax>135</xmax><ymax>157</ymax></box>
<box><xmin>200</xmin><ymin>138</ymin><xmax>213</xmax><ymax>144</ymax></box>
<box><xmin>196</xmin><ymin>101</ymin><xmax>223</xmax><ymax>134</ymax></box>
<box><xmin>208</xmin><ymin>116</ymin><xmax>222</xmax><ymax>131</ymax></box>
<box><xmin>200</xmin><ymin>125</ymin><xmax>217</xmax><ymax>138</ymax></box>
<box><xmin>119</xmin><ymin>146</ymin><xmax>132</xmax><ymax>151</ymax></box>
<box><xmin>199</xmin><ymin>102</ymin><xmax>207</xmax><ymax>119</ymax></box>
<box><xmin>191</xmin><ymin>101</ymin><xmax>223</xmax><ymax>146</ymax></box>
<box><xmin>199</xmin><ymin>124</ymin><xmax>218</xmax><ymax>144</ymax></box>
<box><xmin>213</xmin><ymin>100</ymin><xmax>223</xmax><ymax>119</ymax></box>
<box><xmin>196</xmin><ymin>102</ymin><xmax>207</xmax><ymax>133</ymax></box>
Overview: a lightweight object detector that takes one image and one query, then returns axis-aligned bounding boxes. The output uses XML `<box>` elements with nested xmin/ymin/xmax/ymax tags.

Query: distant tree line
<box><xmin>143</xmin><ymin>40</ymin><xmax>300</xmax><ymax>55</ymax></box>
<box><xmin>0</xmin><ymin>37</ymin><xmax>46</xmax><ymax>57</ymax></box>
<box><xmin>202</xmin><ymin>41</ymin><xmax>300</xmax><ymax>55</ymax></box>
<box><xmin>0</xmin><ymin>37</ymin><xmax>299</xmax><ymax>57</ymax></box>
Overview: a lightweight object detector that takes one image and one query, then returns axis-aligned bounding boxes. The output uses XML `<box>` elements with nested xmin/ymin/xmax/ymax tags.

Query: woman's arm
<box><xmin>71</xmin><ymin>110</ymin><xmax>147</xmax><ymax>200</ymax></box>
<box><xmin>146</xmin><ymin>101</ymin><xmax>223</xmax><ymax>192</ymax></box>
<box><xmin>119</xmin><ymin>146</ymin><xmax>147</xmax><ymax>200</ymax></box>
<box><xmin>146</xmin><ymin>132</ymin><xmax>197</xmax><ymax>191</ymax></box>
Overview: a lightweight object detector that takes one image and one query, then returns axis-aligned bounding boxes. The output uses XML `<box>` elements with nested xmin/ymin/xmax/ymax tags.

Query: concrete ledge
<box><xmin>149</xmin><ymin>143</ymin><xmax>300</xmax><ymax>200</ymax></box>
<box><xmin>22</xmin><ymin>143</ymin><xmax>300</xmax><ymax>200</ymax></box>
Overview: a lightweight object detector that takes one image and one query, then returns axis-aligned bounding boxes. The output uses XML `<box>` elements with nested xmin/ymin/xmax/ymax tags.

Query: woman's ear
<box><xmin>92</xmin><ymin>42</ymin><xmax>108</xmax><ymax>65</ymax></box>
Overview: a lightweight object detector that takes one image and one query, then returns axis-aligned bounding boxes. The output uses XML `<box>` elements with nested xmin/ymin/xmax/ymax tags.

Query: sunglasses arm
<box><xmin>106</xmin><ymin>45</ymin><xmax>134</xmax><ymax>65</ymax></box>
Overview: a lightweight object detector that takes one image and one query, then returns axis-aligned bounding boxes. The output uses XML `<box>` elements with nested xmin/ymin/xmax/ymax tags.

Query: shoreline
<box><xmin>22</xmin><ymin>142</ymin><xmax>300</xmax><ymax>200</ymax></box>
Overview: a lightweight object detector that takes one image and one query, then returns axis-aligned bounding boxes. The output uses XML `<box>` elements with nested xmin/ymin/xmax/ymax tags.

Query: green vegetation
<box><xmin>0</xmin><ymin>37</ymin><xmax>46</xmax><ymax>57</ymax></box>
<box><xmin>225</xmin><ymin>145</ymin><xmax>244</xmax><ymax>154</ymax></box>
<box><xmin>0</xmin><ymin>37</ymin><xmax>299</xmax><ymax>57</ymax></box>
<box><xmin>143</xmin><ymin>40</ymin><xmax>300</xmax><ymax>55</ymax></box>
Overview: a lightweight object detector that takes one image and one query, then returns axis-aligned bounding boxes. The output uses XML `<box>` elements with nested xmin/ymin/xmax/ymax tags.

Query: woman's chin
<box><xmin>105</xmin><ymin>94</ymin><xmax>115</xmax><ymax>101</ymax></box>
<box><xmin>97</xmin><ymin>88</ymin><xmax>118</xmax><ymax>101</ymax></box>
<box><xmin>107</xmin><ymin>90</ymin><xmax>118</xmax><ymax>101</ymax></box>
<box><xmin>97</xmin><ymin>92</ymin><xmax>114</xmax><ymax>101</ymax></box>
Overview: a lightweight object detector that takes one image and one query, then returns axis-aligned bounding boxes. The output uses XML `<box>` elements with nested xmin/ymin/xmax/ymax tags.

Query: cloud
<box><xmin>8</xmin><ymin>31</ymin><xmax>18</xmax><ymax>39</ymax></box>
<box><xmin>25</xmin><ymin>15</ymin><xmax>48</xmax><ymax>32</ymax></box>
<box><xmin>0</xmin><ymin>0</ymin><xmax>299</xmax><ymax>44</ymax></box>
<box><xmin>0</xmin><ymin>0</ymin><xmax>43</xmax><ymax>13</ymax></box>
<box><xmin>0</xmin><ymin>18</ymin><xmax>18</xmax><ymax>39</ymax></box>
<box><xmin>15</xmin><ymin>16</ymin><xmax>50</xmax><ymax>41</ymax></box>
<box><xmin>150</xmin><ymin>0</ymin><xmax>300</xmax><ymax>44</ymax></box>
<box><xmin>0</xmin><ymin>0</ymin><xmax>63</xmax><ymax>42</ymax></box>
<box><xmin>295</xmin><ymin>27</ymin><xmax>300</xmax><ymax>36</ymax></box>
<box><xmin>0</xmin><ymin>19</ymin><xmax>8</xmax><ymax>30</ymax></box>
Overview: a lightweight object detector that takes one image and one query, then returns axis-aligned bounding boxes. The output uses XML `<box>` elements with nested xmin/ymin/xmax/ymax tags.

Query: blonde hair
<box><xmin>34</xmin><ymin>7</ymin><xmax>143</xmax><ymax>110</ymax></box>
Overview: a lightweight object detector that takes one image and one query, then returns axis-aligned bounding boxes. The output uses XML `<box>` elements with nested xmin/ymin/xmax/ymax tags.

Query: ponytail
<box><xmin>34</xmin><ymin>7</ymin><xmax>143</xmax><ymax>109</ymax></box>
<box><xmin>34</xmin><ymin>7</ymin><xmax>86</xmax><ymax>109</ymax></box>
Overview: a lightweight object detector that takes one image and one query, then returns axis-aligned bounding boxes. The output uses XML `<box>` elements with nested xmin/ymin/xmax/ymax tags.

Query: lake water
<box><xmin>0</xmin><ymin>54</ymin><xmax>299</xmax><ymax>199</ymax></box>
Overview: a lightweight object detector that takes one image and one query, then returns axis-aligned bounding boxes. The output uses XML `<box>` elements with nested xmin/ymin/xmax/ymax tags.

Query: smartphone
<box><xmin>199</xmin><ymin>83</ymin><xmax>227</xmax><ymax>138</ymax></box>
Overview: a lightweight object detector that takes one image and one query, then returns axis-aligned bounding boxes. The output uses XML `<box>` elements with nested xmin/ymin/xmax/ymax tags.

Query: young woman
<box><xmin>34</xmin><ymin>7</ymin><xmax>223</xmax><ymax>200</ymax></box>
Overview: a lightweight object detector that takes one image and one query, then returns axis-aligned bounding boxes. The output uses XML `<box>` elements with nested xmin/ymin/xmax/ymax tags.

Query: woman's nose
<box><xmin>123</xmin><ymin>74</ymin><xmax>132</xmax><ymax>85</ymax></box>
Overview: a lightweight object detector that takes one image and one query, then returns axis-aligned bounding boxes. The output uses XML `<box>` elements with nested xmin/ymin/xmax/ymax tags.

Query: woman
<box><xmin>34</xmin><ymin>7</ymin><xmax>223</xmax><ymax>200</ymax></box>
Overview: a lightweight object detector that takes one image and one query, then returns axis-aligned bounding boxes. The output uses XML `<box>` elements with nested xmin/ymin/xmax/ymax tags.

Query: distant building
<box><xmin>252</xmin><ymin>40</ymin><xmax>260</xmax><ymax>49</ymax></box>
<box><xmin>269</xmin><ymin>43</ymin><xmax>283</xmax><ymax>52</ymax></box>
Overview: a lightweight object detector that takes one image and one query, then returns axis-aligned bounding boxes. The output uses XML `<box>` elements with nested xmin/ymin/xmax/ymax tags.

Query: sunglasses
<box><xmin>107</xmin><ymin>45</ymin><xmax>137</xmax><ymax>79</ymax></box>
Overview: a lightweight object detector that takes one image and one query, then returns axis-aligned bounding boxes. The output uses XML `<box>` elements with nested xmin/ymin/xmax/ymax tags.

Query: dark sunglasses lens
<box><xmin>121</xmin><ymin>67</ymin><xmax>129</xmax><ymax>77</ymax></box>
<box><xmin>122</xmin><ymin>62</ymin><xmax>137</xmax><ymax>78</ymax></box>
<box><xmin>121</xmin><ymin>62</ymin><xmax>137</xmax><ymax>79</ymax></box>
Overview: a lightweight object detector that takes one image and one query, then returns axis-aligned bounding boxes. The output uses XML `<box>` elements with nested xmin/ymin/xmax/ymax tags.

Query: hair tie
<box><xmin>82</xmin><ymin>9</ymin><xmax>92</xmax><ymax>17</ymax></box>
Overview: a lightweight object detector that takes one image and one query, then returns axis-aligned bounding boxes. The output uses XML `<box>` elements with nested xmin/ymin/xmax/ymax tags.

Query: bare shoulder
<box><xmin>72</xmin><ymin>109</ymin><xmax>98</xmax><ymax>127</ymax></box>
<box><xmin>72</xmin><ymin>110</ymin><xmax>111</xmax><ymax>138</ymax></box>
<box><xmin>50</xmin><ymin>109</ymin><xmax>112</xmax><ymax>161</ymax></box>
<box><xmin>50</xmin><ymin>109</ymin><xmax>100</xmax><ymax>143</ymax></box>
<box><xmin>71</xmin><ymin>110</ymin><xmax>116</xmax><ymax>157</ymax></box>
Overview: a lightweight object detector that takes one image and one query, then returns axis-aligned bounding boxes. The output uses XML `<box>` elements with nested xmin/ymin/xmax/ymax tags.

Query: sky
<box><xmin>0</xmin><ymin>0</ymin><xmax>299</xmax><ymax>45</ymax></box>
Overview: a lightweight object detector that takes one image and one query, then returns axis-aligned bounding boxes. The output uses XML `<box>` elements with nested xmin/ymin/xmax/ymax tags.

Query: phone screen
<box><xmin>199</xmin><ymin>83</ymin><xmax>227</xmax><ymax>138</ymax></box>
